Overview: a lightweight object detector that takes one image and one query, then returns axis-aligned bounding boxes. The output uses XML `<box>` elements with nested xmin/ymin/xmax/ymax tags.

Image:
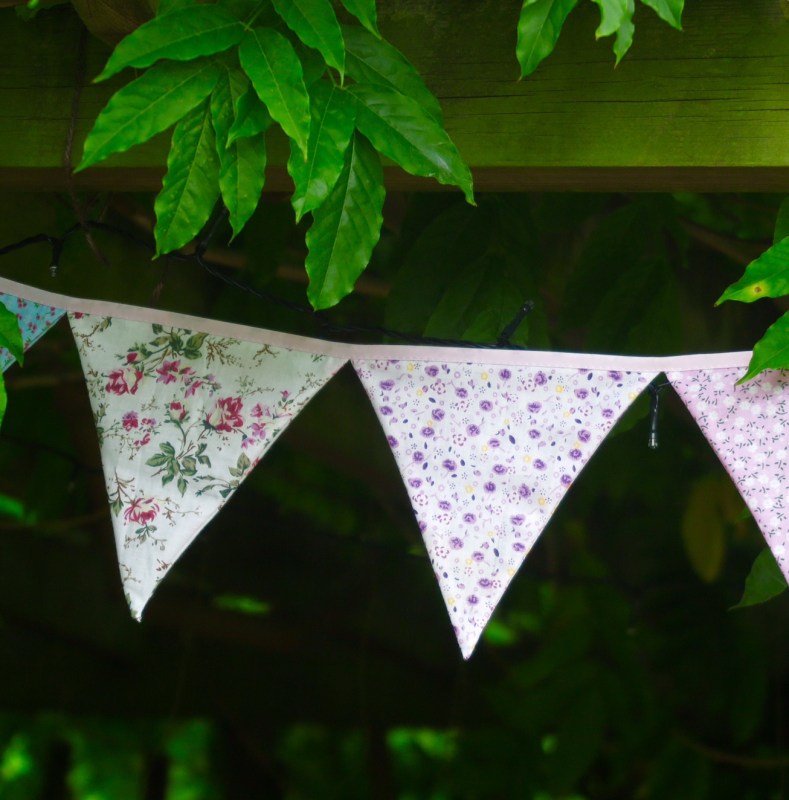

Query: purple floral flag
<box><xmin>669</xmin><ymin>367</ymin><xmax>789</xmax><ymax>580</ymax></box>
<box><xmin>0</xmin><ymin>292</ymin><xmax>65</xmax><ymax>371</ymax></box>
<box><xmin>69</xmin><ymin>312</ymin><xmax>346</xmax><ymax>618</ymax></box>
<box><xmin>354</xmin><ymin>359</ymin><xmax>656</xmax><ymax>658</ymax></box>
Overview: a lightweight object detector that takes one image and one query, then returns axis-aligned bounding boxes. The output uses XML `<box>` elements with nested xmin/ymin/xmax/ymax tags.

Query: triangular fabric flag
<box><xmin>0</xmin><ymin>292</ymin><xmax>65</xmax><ymax>371</ymax></box>
<box><xmin>69</xmin><ymin>311</ymin><xmax>346</xmax><ymax>617</ymax></box>
<box><xmin>669</xmin><ymin>367</ymin><xmax>789</xmax><ymax>579</ymax></box>
<box><xmin>354</xmin><ymin>358</ymin><xmax>656</xmax><ymax>657</ymax></box>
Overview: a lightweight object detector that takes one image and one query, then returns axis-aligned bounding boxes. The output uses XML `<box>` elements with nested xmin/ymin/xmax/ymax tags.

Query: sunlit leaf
<box><xmin>272</xmin><ymin>0</ymin><xmax>345</xmax><ymax>78</ymax></box>
<box><xmin>640</xmin><ymin>0</ymin><xmax>683</xmax><ymax>30</ymax></box>
<box><xmin>339</xmin><ymin>0</ymin><xmax>379</xmax><ymax>36</ymax></box>
<box><xmin>516</xmin><ymin>0</ymin><xmax>578</xmax><ymax>78</ymax></box>
<box><xmin>77</xmin><ymin>59</ymin><xmax>220</xmax><ymax>171</ymax></box>
<box><xmin>211</xmin><ymin>66</ymin><xmax>267</xmax><ymax>238</ymax></box>
<box><xmin>681</xmin><ymin>477</ymin><xmax>727</xmax><ymax>583</ymax></box>
<box><xmin>716</xmin><ymin>237</ymin><xmax>789</xmax><ymax>305</ymax></box>
<box><xmin>343</xmin><ymin>25</ymin><xmax>442</xmax><ymax>122</ymax></box>
<box><xmin>0</xmin><ymin>492</ymin><xmax>28</xmax><ymax>520</ymax></box>
<box><xmin>305</xmin><ymin>132</ymin><xmax>384</xmax><ymax>309</ymax></box>
<box><xmin>154</xmin><ymin>100</ymin><xmax>220</xmax><ymax>255</ymax></box>
<box><xmin>592</xmin><ymin>0</ymin><xmax>628</xmax><ymax>37</ymax></box>
<box><xmin>94</xmin><ymin>6</ymin><xmax>244</xmax><ymax>82</ymax></box>
<box><xmin>239</xmin><ymin>27</ymin><xmax>311</xmax><ymax>156</ymax></box>
<box><xmin>213</xmin><ymin>594</ymin><xmax>271</xmax><ymax>615</ymax></box>
<box><xmin>349</xmin><ymin>83</ymin><xmax>473</xmax><ymax>203</ymax></box>
<box><xmin>774</xmin><ymin>196</ymin><xmax>789</xmax><ymax>244</ymax></box>
<box><xmin>0</xmin><ymin>304</ymin><xmax>24</xmax><ymax>366</ymax></box>
<box><xmin>227</xmin><ymin>84</ymin><xmax>272</xmax><ymax>145</ymax></box>
<box><xmin>288</xmin><ymin>81</ymin><xmax>355</xmax><ymax>221</ymax></box>
<box><xmin>613</xmin><ymin>0</ymin><xmax>635</xmax><ymax>63</ymax></box>
<box><xmin>732</xmin><ymin>548</ymin><xmax>788</xmax><ymax>609</ymax></box>
<box><xmin>738</xmin><ymin>311</ymin><xmax>789</xmax><ymax>382</ymax></box>
<box><xmin>0</xmin><ymin>377</ymin><xmax>7</xmax><ymax>431</ymax></box>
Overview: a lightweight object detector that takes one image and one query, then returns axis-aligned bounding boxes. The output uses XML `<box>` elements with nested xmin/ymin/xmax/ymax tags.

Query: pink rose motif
<box><xmin>106</xmin><ymin>366</ymin><xmax>143</xmax><ymax>395</ymax></box>
<box><xmin>207</xmin><ymin>397</ymin><xmax>244</xmax><ymax>432</ymax></box>
<box><xmin>156</xmin><ymin>359</ymin><xmax>180</xmax><ymax>384</ymax></box>
<box><xmin>169</xmin><ymin>401</ymin><xmax>187</xmax><ymax>421</ymax></box>
<box><xmin>126</xmin><ymin>352</ymin><xmax>138</xmax><ymax>363</ymax></box>
<box><xmin>122</xmin><ymin>411</ymin><xmax>139</xmax><ymax>430</ymax></box>
<box><xmin>124</xmin><ymin>497</ymin><xmax>159</xmax><ymax>526</ymax></box>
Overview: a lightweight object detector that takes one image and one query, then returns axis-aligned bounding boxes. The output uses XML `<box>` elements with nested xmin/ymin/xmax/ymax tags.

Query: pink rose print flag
<box><xmin>69</xmin><ymin>312</ymin><xmax>346</xmax><ymax>618</ymax></box>
<box><xmin>0</xmin><ymin>292</ymin><xmax>65</xmax><ymax>371</ymax></box>
<box><xmin>669</xmin><ymin>367</ymin><xmax>789</xmax><ymax>580</ymax></box>
<box><xmin>354</xmin><ymin>358</ymin><xmax>656</xmax><ymax>658</ymax></box>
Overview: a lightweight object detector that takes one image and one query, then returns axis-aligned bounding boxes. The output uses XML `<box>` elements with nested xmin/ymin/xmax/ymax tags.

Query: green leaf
<box><xmin>613</xmin><ymin>0</ymin><xmax>634</xmax><ymax>64</ymax></box>
<box><xmin>305</xmin><ymin>132</ymin><xmax>385</xmax><ymax>309</ymax></box>
<box><xmin>738</xmin><ymin>311</ymin><xmax>789</xmax><ymax>382</ymax></box>
<box><xmin>0</xmin><ymin>304</ymin><xmax>24</xmax><ymax>366</ymax></box>
<box><xmin>94</xmin><ymin>7</ymin><xmax>245</xmax><ymax>83</ymax></box>
<box><xmin>155</xmin><ymin>100</ymin><xmax>221</xmax><ymax>255</ymax></box>
<box><xmin>516</xmin><ymin>0</ymin><xmax>578</xmax><ymax>78</ymax></box>
<box><xmin>160</xmin><ymin>442</ymin><xmax>176</xmax><ymax>456</ymax></box>
<box><xmin>272</xmin><ymin>0</ymin><xmax>345</xmax><ymax>79</ymax></box>
<box><xmin>339</xmin><ymin>0</ymin><xmax>379</xmax><ymax>36</ymax></box>
<box><xmin>640</xmin><ymin>0</ymin><xmax>683</xmax><ymax>30</ymax></box>
<box><xmin>185</xmin><ymin>332</ymin><xmax>208</xmax><ymax>350</ymax></box>
<box><xmin>0</xmin><ymin>376</ymin><xmax>6</xmax><ymax>431</ymax></box>
<box><xmin>177</xmin><ymin>477</ymin><xmax>188</xmax><ymax>496</ymax></box>
<box><xmin>716</xmin><ymin>237</ymin><xmax>789</xmax><ymax>305</ymax></box>
<box><xmin>237</xmin><ymin>452</ymin><xmax>251</xmax><ymax>472</ymax></box>
<box><xmin>349</xmin><ymin>83</ymin><xmax>473</xmax><ymax>203</ymax></box>
<box><xmin>732</xmin><ymin>548</ymin><xmax>788</xmax><ymax>610</ymax></box>
<box><xmin>212</xmin><ymin>67</ymin><xmax>268</xmax><ymax>238</ymax></box>
<box><xmin>592</xmin><ymin>0</ymin><xmax>627</xmax><ymax>37</ymax></box>
<box><xmin>774</xmin><ymin>196</ymin><xmax>789</xmax><ymax>244</ymax></box>
<box><xmin>288</xmin><ymin>81</ymin><xmax>355</xmax><ymax>221</ymax></box>
<box><xmin>343</xmin><ymin>25</ymin><xmax>442</xmax><ymax>123</ymax></box>
<box><xmin>239</xmin><ymin>27</ymin><xmax>311</xmax><ymax>156</ymax></box>
<box><xmin>213</xmin><ymin>594</ymin><xmax>271</xmax><ymax>615</ymax></box>
<box><xmin>156</xmin><ymin>0</ymin><xmax>192</xmax><ymax>14</ymax></box>
<box><xmin>227</xmin><ymin>85</ymin><xmax>272</xmax><ymax>145</ymax></box>
<box><xmin>77</xmin><ymin>59</ymin><xmax>220</xmax><ymax>172</ymax></box>
<box><xmin>145</xmin><ymin>454</ymin><xmax>170</xmax><ymax>467</ymax></box>
<box><xmin>181</xmin><ymin>456</ymin><xmax>197</xmax><ymax>476</ymax></box>
<box><xmin>681</xmin><ymin>477</ymin><xmax>726</xmax><ymax>584</ymax></box>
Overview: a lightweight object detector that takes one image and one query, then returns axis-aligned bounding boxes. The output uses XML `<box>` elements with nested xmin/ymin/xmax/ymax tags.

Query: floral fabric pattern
<box><xmin>354</xmin><ymin>359</ymin><xmax>655</xmax><ymax>658</ymax></box>
<box><xmin>669</xmin><ymin>368</ymin><xmax>789</xmax><ymax>579</ymax></box>
<box><xmin>70</xmin><ymin>312</ymin><xmax>346</xmax><ymax>618</ymax></box>
<box><xmin>0</xmin><ymin>293</ymin><xmax>65</xmax><ymax>370</ymax></box>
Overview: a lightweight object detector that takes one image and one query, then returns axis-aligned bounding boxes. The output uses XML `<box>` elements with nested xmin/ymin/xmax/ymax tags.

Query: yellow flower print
<box><xmin>538</xmin><ymin>496</ymin><xmax>548</xmax><ymax>506</ymax></box>
<box><xmin>481</xmin><ymin>371</ymin><xmax>489</xmax><ymax>380</ymax></box>
<box><xmin>507</xmin><ymin>567</ymin><xmax>516</xmax><ymax>577</ymax></box>
<box><xmin>523</xmin><ymin>455</ymin><xmax>533</xmax><ymax>464</ymax></box>
<box><xmin>465</xmin><ymin>484</ymin><xmax>475</xmax><ymax>494</ymax></box>
<box><xmin>447</xmin><ymin>596</ymin><xmax>456</xmax><ymax>606</ymax></box>
<box><xmin>407</xmin><ymin>362</ymin><xmax>415</xmax><ymax>372</ymax></box>
<box><xmin>416</xmin><ymin>388</ymin><xmax>424</xmax><ymax>397</ymax></box>
<box><xmin>556</xmin><ymin>385</ymin><xmax>565</xmax><ymax>393</ymax></box>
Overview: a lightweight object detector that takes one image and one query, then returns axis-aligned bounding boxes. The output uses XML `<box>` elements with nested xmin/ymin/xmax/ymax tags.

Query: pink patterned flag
<box><xmin>69</xmin><ymin>312</ymin><xmax>347</xmax><ymax>618</ymax></box>
<box><xmin>669</xmin><ymin>367</ymin><xmax>789</xmax><ymax>579</ymax></box>
<box><xmin>0</xmin><ymin>293</ymin><xmax>65</xmax><ymax>371</ymax></box>
<box><xmin>354</xmin><ymin>358</ymin><xmax>656</xmax><ymax>658</ymax></box>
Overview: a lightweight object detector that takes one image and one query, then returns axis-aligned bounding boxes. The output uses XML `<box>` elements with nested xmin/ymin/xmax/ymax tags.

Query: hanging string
<box><xmin>647</xmin><ymin>379</ymin><xmax>670</xmax><ymax>449</ymax></box>
<box><xmin>0</xmin><ymin>216</ymin><xmax>533</xmax><ymax>350</ymax></box>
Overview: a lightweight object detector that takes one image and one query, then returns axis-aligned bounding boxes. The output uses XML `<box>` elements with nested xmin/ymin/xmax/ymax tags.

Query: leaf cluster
<box><xmin>77</xmin><ymin>0</ymin><xmax>473</xmax><ymax>309</ymax></box>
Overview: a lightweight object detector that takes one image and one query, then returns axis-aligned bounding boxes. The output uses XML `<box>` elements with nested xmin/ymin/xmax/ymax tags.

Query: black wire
<box><xmin>0</xmin><ymin>219</ymin><xmax>533</xmax><ymax>351</ymax></box>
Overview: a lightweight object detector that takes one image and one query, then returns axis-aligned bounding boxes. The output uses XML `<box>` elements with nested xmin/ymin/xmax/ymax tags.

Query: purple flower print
<box><xmin>561</xmin><ymin>474</ymin><xmax>572</xmax><ymax>486</ymax></box>
<box><xmin>609</xmin><ymin>371</ymin><xmax>623</xmax><ymax>381</ymax></box>
<box><xmin>451</xmin><ymin>537</ymin><xmax>464</xmax><ymax>550</ymax></box>
<box><xmin>438</xmin><ymin>500</ymin><xmax>451</xmax><ymax>511</ymax></box>
<box><xmin>480</xmin><ymin>400</ymin><xmax>493</xmax><ymax>412</ymax></box>
<box><xmin>456</xmin><ymin>387</ymin><xmax>468</xmax><ymax>398</ymax></box>
<box><xmin>413</xmin><ymin>451</ymin><xmax>425</xmax><ymax>463</ymax></box>
<box><xmin>472</xmin><ymin>551</ymin><xmax>485</xmax><ymax>561</ymax></box>
<box><xmin>467</xmin><ymin>424</ymin><xmax>481</xmax><ymax>436</ymax></box>
<box><xmin>511</xmin><ymin>514</ymin><xmax>525</xmax><ymax>526</ymax></box>
<box><xmin>380</xmin><ymin>379</ymin><xmax>394</xmax><ymax>391</ymax></box>
<box><xmin>409</xmin><ymin>478</ymin><xmax>422</xmax><ymax>488</ymax></box>
<box><xmin>579</xmin><ymin>429</ymin><xmax>592</xmax><ymax>443</ymax></box>
<box><xmin>479</xmin><ymin>578</ymin><xmax>492</xmax><ymax>588</ymax></box>
<box><xmin>432</xmin><ymin>408</ymin><xmax>445</xmax><ymax>421</ymax></box>
<box><xmin>528</xmin><ymin>402</ymin><xmax>542</xmax><ymax>413</ymax></box>
<box><xmin>569</xmin><ymin>449</ymin><xmax>582</xmax><ymax>460</ymax></box>
<box><xmin>574</xmin><ymin>388</ymin><xmax>588</xmax><ymax>399</ymax></box>
<box><xmin>602</xmin><ymin>408</ymin><xmax>614</xmax><ymax>418</ymax></box>
<box><xmin>426</xmin><ymin>365</ymin><xmax>439</xmax><ymax>377</ymax></box>
<box><xmin>529</xmin><ymin>429</ymin><xmax>540</xmax><ymax>439</ymax></box>
<box><xmin>499</xmin><ymin>369</ymin><xmax>511</xmax><ymax>380</ymax></box>
<box><xmin>535</xmin><ymin>371</ymin><xmax>548</xmax><ymax>386</ymax></box>
<box><xmin>513</xmin><ymin>542</ymin><xmax>526</xmax><ymax>552</ymax></box>
<box><xmin>443</xmin><ymin>459</ymin><xmax>457</xmax><ymax>471</ymax></box>
<box><xmin>493</xmin><ymin>464</ymin><xmax>506</xmax><ymax>475</ymax></box>
<box><xmin>467</xmin><ymin>595</ymin><xmax>479</xmax><ymax>605</ymax></box>
<box><xmin>518</xmin><ymin>484</ymin><xmax>531</xmax><ymax>498</ymax></box>
<box><xmin>484</xmin><ymin>482</ymin><xmax>496</xmax><ymax>492</ymax></box>
<box><xmin>463</xmin><ymin>513</ymin><xmax>476</xmax><ymax>523</ymax></box>
<box><xmin>489</xmin><ymin>438</ymin><xmax>500</xmax><ymax>448</ymax></box>
<box><xmin>380</xmin><ymin>405</ymin><xmax>392</xmax><ymax>416</ymax></box>
<box><xmin>421</xmin><ymin>427</ymin><xmax>435</xmax><ymax>437</ymax></box>
<box><xmin>534</xmin><ymin>459</ymin><xmax>546</xmax><ymax>470</ymax></box>
<box><xmin>387</xmin><ymin>435</ymin><xmax>398</xmax><ymax>448</ymax></box>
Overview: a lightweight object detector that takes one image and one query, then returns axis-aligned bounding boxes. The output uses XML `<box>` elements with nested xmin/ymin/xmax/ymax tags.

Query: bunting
<box><xmin>0</xmin><ymin>292</ymin><xmax>65</xmax><ymax>371</ymax></box>
<box><xmin>0</xmin><ymin>277</ymin><xmax>782</xmax><ymax>659</ymax></box>
<box><xmin>354</xmin><ymin>359</ymin><xmax>656</xmax><ymax>657</ymax></box>
<box><xmin>669</xmin><ymin>368</ymin><xmax>789</xmax><ymax>582</ymax></box>
<box><xmin>69</xmin><ymin>311</ymin><xmax>346</xmax><ymax>618</ymax></box>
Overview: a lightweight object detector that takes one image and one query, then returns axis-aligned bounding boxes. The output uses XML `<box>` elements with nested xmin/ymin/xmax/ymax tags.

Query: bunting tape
<box><xmin>0</xmin><ymin>276</ymin><xmax>776</xmax><ymax>659</ymax></box>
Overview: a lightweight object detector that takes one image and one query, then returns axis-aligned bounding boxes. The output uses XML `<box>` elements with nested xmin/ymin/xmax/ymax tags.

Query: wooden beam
<box><xmin>1</xmin><ymin>0</ymin><xmax>788</xmax><ymax>191</ymax></box>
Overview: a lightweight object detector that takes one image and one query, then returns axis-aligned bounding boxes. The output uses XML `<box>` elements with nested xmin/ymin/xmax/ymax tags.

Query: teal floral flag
<box><xmin>69</xmin><ymin>312</ymin><xmax>346</xmax><ymax>618</ymax></box>
<box><xmin>0</xmin><ymin>293</ymin><xmax>65</xmax><ymax>371</ymax></box>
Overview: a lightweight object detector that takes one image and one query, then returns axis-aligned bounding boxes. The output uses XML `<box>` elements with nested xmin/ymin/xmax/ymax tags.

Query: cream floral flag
<box><xmin>355</xmin><ymin>359</ymin><xmax>655</xmax><ymax>658</ymax></box>
<box><xmin>69</xmin><ymin>312</ymin><xmax>346</xmax><ymax>617</ymax></box>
